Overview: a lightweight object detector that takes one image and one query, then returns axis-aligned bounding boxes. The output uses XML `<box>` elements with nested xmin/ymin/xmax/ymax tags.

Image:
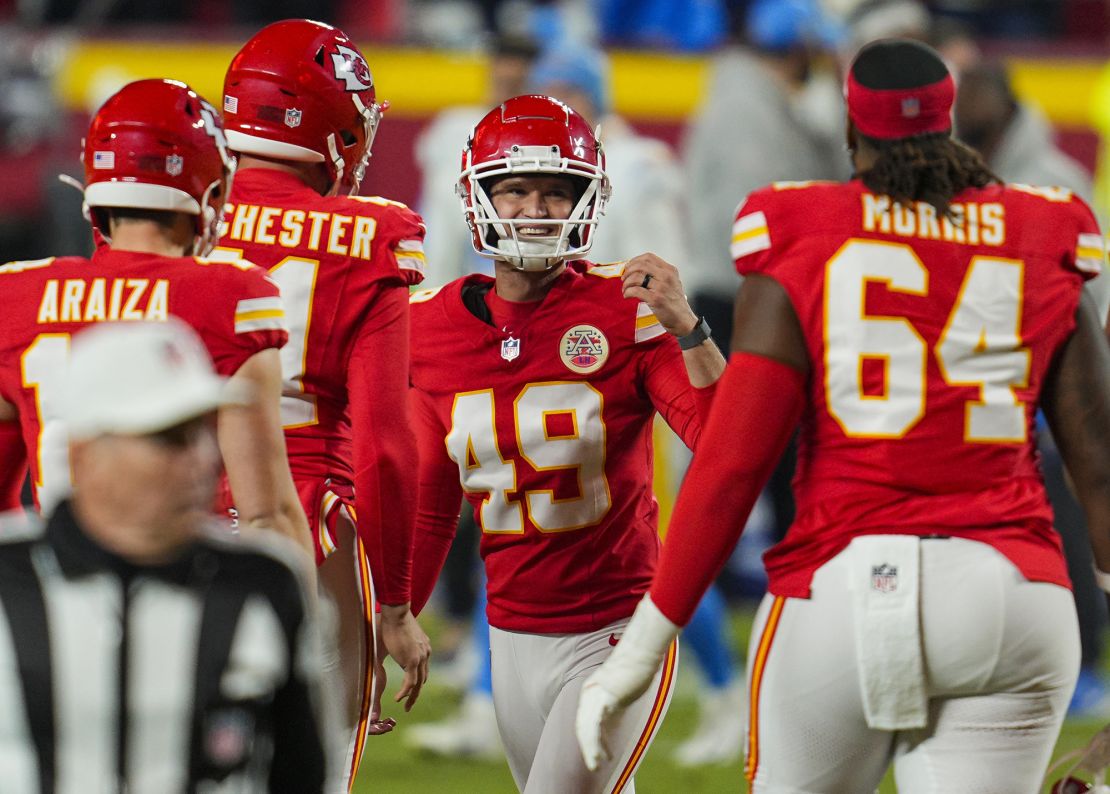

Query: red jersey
<box><xmin>220</xmin><ymin>169</ymin><xmax>426</xmax><ymax>603</ymax></box>
<box><xmin>409</xmin><ymin>262</ymin><xmax>709</xmax><ymax>633</ymax></box>
<box><xmin>731</xmin><ymin>180</ymin><xmax>1101</xmax><ymax>596</ymax></box>
<box><xmin>0</xmin><ymin>248</ymin><xmax>286</xmax><ymax>510</ymax></box>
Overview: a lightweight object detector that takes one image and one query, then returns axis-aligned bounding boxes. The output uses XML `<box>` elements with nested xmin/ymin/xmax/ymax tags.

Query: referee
<box><xmin>0</xmin><ymin>320</ymin><xmax>336</xmax><ymax>793</ymax></box>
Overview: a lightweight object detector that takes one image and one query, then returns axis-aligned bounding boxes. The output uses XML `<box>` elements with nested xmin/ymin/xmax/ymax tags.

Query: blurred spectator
<box><xmin>956</xmin><ymin>62</ymin><xmax>1094</xmax><ymax>202</ymax></box>
<box><xmin>928</xmin><ymin>16</ymin><xmax>981</xmax><ymax>74</ymax></box>
<box><xmin>843</xmin><ymin>0</ymin><xmax>930</xmax><ymax>56</ymax></box>
<box><xmin>0</xmin><ymin>30</ymin><xmax>70</xmax><ymax>265</ymax></box>
<box><xmin>682</xmin><ymin>0</ymin><xmax>844</xmax><ymax>351</ymax></box>
<box><xmin>926</xmin><ymin>0</ymin><xmax>1062</xmax><ymax>39</ymax></box>
<box><xmin>415</xmin><ymin>34</ymin><xmax>540</xmax><ymax>284</ymax></box>
<box><xmin>597</xmin><ymin>0</ymin><xmax>728</xmax><ymax>51</ymax></box>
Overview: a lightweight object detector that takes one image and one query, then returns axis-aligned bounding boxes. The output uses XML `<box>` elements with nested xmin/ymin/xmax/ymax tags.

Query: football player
<box><xmin>217</xmin><ymin>19</ymin><xmax>430</xmax><ymax>786</ymax></box>
<box><xmin>0</xmin><ymin>78</ymin><xmax>309</xmax><ymax>556</ymax></box>
<box><xmin>408</xmin><ymin>94</ymin><xmax>726</xmax><ymax>793</ymax></box>
<box><xmin>577</xmin><ymin>39</ymin><xmax>1110</xmax><ymax>792</ymax></box>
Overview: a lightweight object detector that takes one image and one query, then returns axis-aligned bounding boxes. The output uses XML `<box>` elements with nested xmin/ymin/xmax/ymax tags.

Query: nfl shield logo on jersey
<box><xmin>165</xmin><ymin>154</ymin><xmax>184</xmax><ymax>176</ymax></box>
<box><xmin>871</xmin><ymin>563</ymin><xmax>899</xmax><ymax>593</ymax></box>
<box><xmin>284</xmin><ymin>108</ymin><xmax>302</xmax><ymax>128</ymax></box>
<box><xmin>501</xmin><ymin>336</ymin><xmax>521</xmax><ymax>362</ymax></box>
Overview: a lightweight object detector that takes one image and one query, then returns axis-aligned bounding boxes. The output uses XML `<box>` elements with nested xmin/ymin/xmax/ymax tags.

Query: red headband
<box><xmin>846</xmin><ymin>71</ymin><xmax>955</xmax><ymax>140</ymax></box>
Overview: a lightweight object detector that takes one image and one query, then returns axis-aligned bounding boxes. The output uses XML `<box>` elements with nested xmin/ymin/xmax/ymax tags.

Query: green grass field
<box><xmin>354</xmin><ymin>607</ymin><xmax>1105</xmax><ymax>793</ymax></box>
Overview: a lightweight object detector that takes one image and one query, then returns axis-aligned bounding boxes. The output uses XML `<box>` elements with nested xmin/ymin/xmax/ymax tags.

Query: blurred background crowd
<box><xmin>5</xmin><ymin>0</ymin><xmax>1110</xmax><ymax>772</ymax></box>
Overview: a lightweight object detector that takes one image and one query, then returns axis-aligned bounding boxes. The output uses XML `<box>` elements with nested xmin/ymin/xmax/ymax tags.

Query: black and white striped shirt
<box><xmin>0</xmin><ymin>502</ymin><xmax>335</xmax><ymax>793</ymax></box>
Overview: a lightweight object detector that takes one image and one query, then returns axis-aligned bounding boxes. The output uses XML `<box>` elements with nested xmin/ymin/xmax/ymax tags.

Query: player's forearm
<box><xmin>410</xmin><ymin>516</ymin><xmax>456</xmax><ymax>616</ymax></box>
<box><xmin>679</xmin><ymin>333</ymin><xmax>726</xmax><ymax>389</ymax></box>
<box><xmin>348</xmin><ymin>286</ymin><xmax>417</xmax><ymax>603</ymax></box>
<box><xmin>356</xmin><ymin>451</ymin><xmax>416</xmax><ymax>605</ymax></box>
<box><xmin>1046</xmin><ymin>292</ymin><xmax>1110</xmax><ymax>572</ymax></box>
<box><xmin>240</xmin><ymin>497</ymin><xmax>312</xmax><ymax>557</ymax></box>
<box><xmin>651</xmin><ymin>353</ymin><xmax>804</xmax><ymax>625</ymax></box>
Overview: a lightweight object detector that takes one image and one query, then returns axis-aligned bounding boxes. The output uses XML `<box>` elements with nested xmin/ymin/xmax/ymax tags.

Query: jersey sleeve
<box><xmin>361</xmin><ymin>199</ymin><xmax>428</xmax><ymax>287</ymax></box>
<box><xmin>209</xmin><ymin>263</ymin><xmax>289</xmax><ymax>377</ymax></box>
<box><xmin>639</xmin><ymin>334</ymin><xmax>704</xmax><ymax>451</ymax></box>
<box><xmin>346</xmin><ymin>284</ymin><xmax>418</xmax><ymax>605</ymax></box>
<box><xmin>730</xmin><ymin>187</ymin><xmax>781</xmax><ymax>277</ymax></box>
<box><xmin>1064</xmin><ymin>194</ymin><xmax>1104</xmax><ymax>281</ymax></box>
<box><xmin>409</xmin><ymin>386</ymin><xmax>464</xmax><ymax>617</ymax></box>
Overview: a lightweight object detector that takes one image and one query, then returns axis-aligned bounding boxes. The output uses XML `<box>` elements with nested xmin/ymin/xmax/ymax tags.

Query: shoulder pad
<box><xmin>0</xmin><ymin>257</ymin><xmax>56</xmax><ymax>275</ymax></box>
<box><xmin>410</xmin><ymin>285</ymin><xmax>444</xmax><ymax>305</ymax></box>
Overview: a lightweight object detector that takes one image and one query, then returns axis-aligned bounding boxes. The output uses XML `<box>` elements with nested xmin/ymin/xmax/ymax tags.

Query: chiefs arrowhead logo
<box><xmin>330</xmin><ymin>44</ymin><xmax>374</xmax><ymax>92</ymax></box>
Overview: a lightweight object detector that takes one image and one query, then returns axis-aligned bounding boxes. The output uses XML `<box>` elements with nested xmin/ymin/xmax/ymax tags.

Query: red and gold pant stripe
<box><xmin>745</xmin><ymin>596</ymin><xmax>786</xmax><ymax>785</ymax></box>
<box><xmin>609</xmin><ymin>639</ymin><xmax>679</xmax><ymax>793</ymax></box>
<box><xmin>347</xmin><ymin>531</ymin><xmax>377</xmax><ymax>791</ymax></box>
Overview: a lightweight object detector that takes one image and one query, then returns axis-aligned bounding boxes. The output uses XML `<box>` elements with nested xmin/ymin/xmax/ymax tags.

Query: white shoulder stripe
<box><xmin>396</xmin><ymin>252</ymin><xmax>426</xmax><ymax>275</ymax></box>
<box><xmin>731</xmin><ymin>211</ymin><xmax>771</xmax><ymax>260</ymax></box>
<box><xmin>1076</xmin><ymin>256</ymin><xmax>1103</xmax><ymax>275</ymax></box>
<box><xmin>396</xmin><ymin>238</ymin><xmax>425</xmax><ymax>253</ymax></box>
<box><xmin>1076</xmin><ymin>233</ymin><xmax>1105</xmax><ymax>274</ymax></box>
<box><xmin>635</xmin><ymin>324</ymin><xmax>667</xmax><ymax>343</ymax></box>
<box><xmin>731</xmin><ymin>232</ymin><xmax>771</xmax><ymax>260</ymax></box>
<box><xmin>235</xmin><ymin>296</ymin><xmax>283</xmax><ymax>314</ymax></box>
<box><xmin>1078</xmin><ymin>233</ymin><xmax>1103</xmax><ymax>250</ymax></box>
<box><xmin>732</xmin><ymin>211</ymin><xmax>768</xmax><ymax>237</ymax></box>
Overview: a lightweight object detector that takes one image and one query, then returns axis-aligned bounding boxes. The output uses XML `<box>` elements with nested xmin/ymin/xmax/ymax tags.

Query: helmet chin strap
<box><xmin>496</xmin><ymin>238</ymin><xmax>567</xmax><ymax>271</ymax></box>
<box><xmin>192</xmin><ymin>179</ymin><xmax>222</xmax><ymax>257</ymax></box>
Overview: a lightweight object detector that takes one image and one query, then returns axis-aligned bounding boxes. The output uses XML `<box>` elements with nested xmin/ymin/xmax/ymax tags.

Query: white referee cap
<box><xmin>62</xmin><ymin>318</ymin><xmax>247</xmax><ymax>440</ymax></box>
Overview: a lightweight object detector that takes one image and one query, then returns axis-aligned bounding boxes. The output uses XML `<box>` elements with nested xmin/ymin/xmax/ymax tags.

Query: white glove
<box><xmin>575</xmin><ymin>595</ymin><xmax>680</xmax><ymax>771</ymax></box>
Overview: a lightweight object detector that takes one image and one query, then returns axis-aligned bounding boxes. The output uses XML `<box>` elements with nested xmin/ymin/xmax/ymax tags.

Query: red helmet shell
<box><xmin>83</xmin><ymin>78</ymin><xmax>234</xmax><ymax>252</ymax></box>
<box><xmin>459</xmin><ymin>95</ymin><xmax>610</xmax><ymax>270</ymax></box>
<box><xmin>222</xmin><ymin>19</ymin><xmax>383</xmax><ymax>195</ymax></box>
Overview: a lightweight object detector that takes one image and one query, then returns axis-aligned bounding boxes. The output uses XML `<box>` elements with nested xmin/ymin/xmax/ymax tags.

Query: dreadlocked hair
<box><xmin>858</xmin><ymin>130</ymin><xmax>1000</xmax><ymax>217</ymax></box>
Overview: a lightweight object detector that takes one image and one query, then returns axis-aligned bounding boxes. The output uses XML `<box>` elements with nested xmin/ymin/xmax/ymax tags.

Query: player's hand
<box><xmin>621</xmin><ymin>253</ymin><xmax>698</xmax><ymax>338</ymax></box>
<box><xmin>380</xmin><ymin>603</ymin><xmax>431</xmax><ymax>712</ymax></box>
<box><xmin>575</xmin><ymin>596</ymin><xmax>680</xmax><ymax>771</ymax></box>
<box><xmin>367</xmin><ymin>625</ymin><xmax>397</xmax><ymax>735</ymax></box>
<box><xmin>577</xmin><ymin>677</ymin><xmax>622</xmax><ymax>770</ymax></box>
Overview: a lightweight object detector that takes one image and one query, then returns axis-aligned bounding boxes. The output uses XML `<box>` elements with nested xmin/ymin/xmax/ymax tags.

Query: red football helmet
<box><xmin>83</xmin><ymin>79</ymin><xmax>234</xmax><ymax>257</ymax></box>
<box><xmin>458</xmin><ymin>94</ymin><xmax>610</xmax><ymax>271</ymax></box>
<box><xmin>222</xmin><ymin>19</ymin><xmax>384</xmax><ymax>196</ymax></box>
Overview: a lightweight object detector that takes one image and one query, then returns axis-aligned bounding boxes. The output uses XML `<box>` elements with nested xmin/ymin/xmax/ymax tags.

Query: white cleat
<box><xmin>672</xmin><ymin>678</ymin><xmax>747</xmax><ymax>768</ymax></box>
<box><xmin>405</xmin><ymin>693</ymin><xmax>503</xmax><ymax>760</ymax></box>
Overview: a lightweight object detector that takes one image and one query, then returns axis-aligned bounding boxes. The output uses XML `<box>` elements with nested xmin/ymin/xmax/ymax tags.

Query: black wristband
<box><xmin>676</xmin><ymin>316</ymin><xmax>712</xmax><ymax>350</ymax></box>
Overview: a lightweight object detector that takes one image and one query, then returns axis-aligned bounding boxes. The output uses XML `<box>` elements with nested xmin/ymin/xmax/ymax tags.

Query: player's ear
<box><xmin>845</xmin><ymin>119</ymin><xmax>858</xmax><ymax>155</ymax></box>
<box><xmin>845</xmin><ymin>121</ymin><xmax>863</xmax><ymax>174</ymax></box>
